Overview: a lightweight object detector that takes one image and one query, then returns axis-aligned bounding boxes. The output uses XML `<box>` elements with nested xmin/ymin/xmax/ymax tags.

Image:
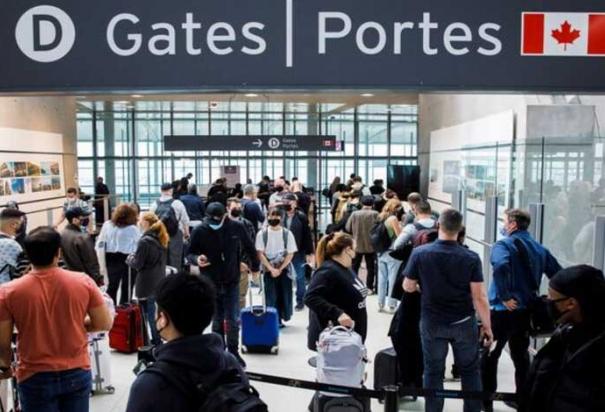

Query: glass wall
<box><xmin>76</xmin><ymin>101</ymin><xmax>419</xmax><ymax>209</ymax></box>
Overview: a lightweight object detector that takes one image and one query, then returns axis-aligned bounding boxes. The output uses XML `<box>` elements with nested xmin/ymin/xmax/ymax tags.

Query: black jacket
<box><xmin>281</xmin><ymin>209</ymin><xmax>314</xmax><ymax>255</ymax></box>
<box><xmin>126</xmin><ymin>333</ymin><xmax>247</xmax><ymax>412</ymax></box>
<box><xmin>187</xmin><ymin>218</ymin><xmax>260</xmax><ymax>285</ymax></box>
<box><xmin>128</xmin><ymin>231</ymin><xmax>167</xmax><ymax>299</ymax></box>
<box><xmin>60</xmin><ymin>224</ymin><xmax>102</xmax><ymax>284</ymax></box>
<box><xmin>520</xmin><ymin>324</ymin><xmax>605</xmax><ymax>412</ymax></box>
<box><xmin>304</xmin><ymin>259</ymin><xmax>368</xmax><ymax>351</ymax></box>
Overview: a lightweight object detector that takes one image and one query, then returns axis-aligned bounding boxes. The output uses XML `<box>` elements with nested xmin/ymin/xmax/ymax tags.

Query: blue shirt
<box><xmin>404</xmin><ymin>240</ymin><xmax>483</xmax><ymax>325</ymax></box>
<box><xmin>489</xmin><ymin>230</ymin><xmax>561</xmax><ymax>311</ymax></box>
<box><xmin>179</xmin><ymin>194</ymin><xmax>205</xmax><ymax>221</ymax></box>
<box><xmin>95</xmin><ymin>221</ymin><xmax>141</xmax><ymax>254</ymax></box>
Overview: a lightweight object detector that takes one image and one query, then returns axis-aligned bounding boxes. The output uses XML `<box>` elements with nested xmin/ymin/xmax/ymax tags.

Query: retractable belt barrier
<box><xmin>246</xmin><ymin>371</ymin><xmax>518</xmax><ymax>411</ymax></box>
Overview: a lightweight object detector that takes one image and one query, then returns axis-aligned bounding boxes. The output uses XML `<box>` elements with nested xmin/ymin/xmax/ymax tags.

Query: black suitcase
<box><xmin>374</xmin><ymin>348</ymin><xmax>399</xmax><ymax>392</ymax></box>
<box><xmin>310</xmin><ymin>392</ymin><xmax>371</xmax><ymax>412</ymax></box>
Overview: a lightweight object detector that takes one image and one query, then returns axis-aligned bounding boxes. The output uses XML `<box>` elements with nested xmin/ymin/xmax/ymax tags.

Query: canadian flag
<box><xmin>522</xmin><ymin>12</ymin><xmax>605</xmax><ymax>56</ymax></box>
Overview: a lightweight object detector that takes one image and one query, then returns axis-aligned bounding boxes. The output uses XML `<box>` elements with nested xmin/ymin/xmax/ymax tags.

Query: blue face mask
<box><xmin>209</xmin><ymin>219</ymin><xmax>224</xmax><ymax>231</ymax></box>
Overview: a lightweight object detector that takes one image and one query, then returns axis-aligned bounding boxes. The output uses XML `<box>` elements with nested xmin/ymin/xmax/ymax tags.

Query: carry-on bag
<box><xmin>241</xmin><ymin>276</ymin><xmax>279</xmax><ymax>354</ymax></box>
<box><xmin>89</xmin><ymin>333</ymin><xmax>115</xmax><ymax>395</ymax></box>
<box><xmin>311</xmin><ymin>392</ymin><xmax>371</xmax><ymax>412</ymax></box>
<box><xmin>109</xmin><ymin>268</ymin><xmax>144</xmax><ymax>353</ymax></box>
<box><xmin>373</xmin><ymin>347</ymin><xmax>399</xmax><ymax>392</ymax></box>
<box><xmin>316</xmin><ymin>326</ymin><xmax>367</xmax><ymax>393</ymax></box>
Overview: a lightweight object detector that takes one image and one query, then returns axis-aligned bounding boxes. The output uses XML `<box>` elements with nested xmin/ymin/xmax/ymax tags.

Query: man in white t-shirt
<box><xmin>255</xmin><ymin>210</ymin><xmax>297</xmax><ymax>327</ymax></box>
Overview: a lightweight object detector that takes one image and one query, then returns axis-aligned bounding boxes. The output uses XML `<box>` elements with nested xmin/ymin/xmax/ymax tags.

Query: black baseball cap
<box><xmin>0</xmin><ymin>208</ymin><xmax>25</xmax><ymax>219</ymax></box>
<box><xmin>161</xmin><ymin>183</ymin><xmax>173</xmax><ymax>191</ymax></box>
<box><xmin>65</xmin><ymin>207</ymin><xmax>90</xmax><ymax>221</ymax></box>
<box><xmin>282</xmin><ymin>193</ymin><xmax>298</xmax><ymax>201</ymax></box>
<box><xmin>205</xmin><ymin>202</ymin><xmax>226</xmax><ymax>223</ymax></box>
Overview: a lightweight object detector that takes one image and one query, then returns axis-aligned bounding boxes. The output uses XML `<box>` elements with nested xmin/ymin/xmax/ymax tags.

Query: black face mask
<box><xmin>275</xmin><ymin>186</ymin><xmax>284</xmax><ymax>192</ymax></box>
<box><xmin>268</xmin><ymin>219</ymin><xmax>281</xmax><ymax>227</ymax></box>
<box><xmin>230</xmin><ymin>209</ymin><xmax>242</xmax><ymax>218</ymax></box>
<box><xmin>547</xmin><ymin>298</ymin><xmax>571</xmax><ymax>323</ymax></box>
<box><xmin>284</xmin><ymin>204</ymin><xmax>293</xmax><ymax>212</ymax></box>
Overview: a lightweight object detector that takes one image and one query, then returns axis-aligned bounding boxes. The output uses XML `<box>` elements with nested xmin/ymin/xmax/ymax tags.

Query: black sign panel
<box><xmin>3</xmin><ymin>0</ymin><xmax>605</xmax><ymax>92</ymax></box>
<box><xmin>164</xmin><ymin>135</ymin><xmax>340</xmax><ymax>151</ymax></box>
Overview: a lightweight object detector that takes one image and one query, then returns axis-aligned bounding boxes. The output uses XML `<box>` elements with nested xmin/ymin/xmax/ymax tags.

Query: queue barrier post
<box><xmin>382</xmin><ymin>385</ymin><xmax>399</xmax><ymax>412</ymax></box>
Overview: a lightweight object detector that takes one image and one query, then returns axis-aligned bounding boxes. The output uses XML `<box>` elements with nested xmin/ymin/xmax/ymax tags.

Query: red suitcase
<box><xmin>109</xmin><ymin>268</ymin><xmax>145</xmax><ymax>353</ymax></box>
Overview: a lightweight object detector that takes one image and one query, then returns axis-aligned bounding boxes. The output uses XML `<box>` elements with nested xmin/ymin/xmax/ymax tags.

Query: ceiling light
<box><xmin>361</xmin><ymin>93</ymin><xmax>374</xmax><ymax>97</ymax></box>
<box><xmin>245</xmin><ymin>93</ymin><xmax>258</xmax><ymax>97</ymax></box>
<box><xmin>131</xmin><ymin>94</ymin><xmax>143</xmax><ymax>98</ymax></box>
<box><xmin>115</xmin><ymin>101</ymin><xmax>129</xmax><ymax>104</ymax></box>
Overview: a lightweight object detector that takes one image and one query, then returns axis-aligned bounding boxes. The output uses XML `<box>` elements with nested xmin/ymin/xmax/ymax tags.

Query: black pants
<box><xmin>480</xmin><ymin>310</ymin><xmax>530</xmax><ymax>402</ymax></box>
<box><xmin>352</xmin><ymin>252</ymin><xmax>377</xmax><ymax>291</ymax></box>
<box><xmin>106</xmin><ymin>252</ymin><xmax>135</xmax><ymax>305</ymax></box>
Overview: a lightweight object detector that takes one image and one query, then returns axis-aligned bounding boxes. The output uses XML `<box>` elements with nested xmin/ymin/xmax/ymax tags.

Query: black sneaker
<box><xmin>295</xmin><ymin>303</ymin><xmax>305</xmax><ymax>311</ymax></box>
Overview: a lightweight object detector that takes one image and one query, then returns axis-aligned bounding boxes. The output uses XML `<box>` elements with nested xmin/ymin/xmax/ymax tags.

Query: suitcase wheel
<box><xmin>107</xmin><ymin>386</ymin><xmax>115</xmax><ymax>394</ymax></box>
<box><xmin>242</xmin><ymin>346</ymin><xmax>248</xmax><ymax>354</ymax></box>
<box><xmin>271</xmin><ymin>346</ymin><xmax>279</xmax><ymax>355</ymax></box>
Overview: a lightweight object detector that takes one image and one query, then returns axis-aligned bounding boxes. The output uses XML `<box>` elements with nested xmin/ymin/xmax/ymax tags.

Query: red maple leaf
<box><xmin>551</xmin><ymin>20</ymin><xmax>581</xmax><ymax>51</ymax></box>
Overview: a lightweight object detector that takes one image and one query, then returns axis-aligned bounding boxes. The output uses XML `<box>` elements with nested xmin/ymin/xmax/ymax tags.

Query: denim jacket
<box><xmin>489</xmin><ymin>230</ymin><xmax>561</xmax><ymax>311</ymax></box>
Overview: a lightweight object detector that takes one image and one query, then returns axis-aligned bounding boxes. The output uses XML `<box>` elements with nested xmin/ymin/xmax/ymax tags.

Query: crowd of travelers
<box><xmin>0</xmin><ymin>172</ymin><xmax>601</xmax><ymax>412</ymax></box>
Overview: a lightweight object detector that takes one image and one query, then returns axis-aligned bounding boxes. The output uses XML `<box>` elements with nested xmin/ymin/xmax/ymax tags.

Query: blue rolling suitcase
<box><xmin>241</xmin><ymin>276</ymin><xmax>280</xmax><ymax>354</ymax></box>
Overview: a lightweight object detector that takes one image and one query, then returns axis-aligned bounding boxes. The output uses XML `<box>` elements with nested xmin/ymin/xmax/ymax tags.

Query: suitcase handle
<box><xmin>248</xmin><ymin>274</ymin><xmax>267</xmax><ymax>315</ymax></box>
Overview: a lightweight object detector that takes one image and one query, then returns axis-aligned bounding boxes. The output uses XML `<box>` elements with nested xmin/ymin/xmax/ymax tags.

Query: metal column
<box><xmin>528</xmin><ymin>203</ymin><xmax>545</xmax><ymax>244</ymax></box>
<box><xmin>452</xmin><ymin>190</ymin><xmax>467</xmax><ymax>219</ymax></box>
<box><xmin>483</xmin><ymin>196</ymin><xmax>499</xmax><ymax>286</ymax></box>
<box><xmin>592</xmin><ymin>215</ymin><xmax>605</xmax><ymax>271</ymax></box>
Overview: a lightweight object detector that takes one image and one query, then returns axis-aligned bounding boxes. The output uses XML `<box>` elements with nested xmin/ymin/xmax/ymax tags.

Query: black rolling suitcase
<box><xmin>310</xmin><ymin>392</ymin><xmax>371</xmax><ymax>412</ymax></box>
<box><xmin>373</xmin><ymin>347</ymin><xmax>399</xmax><ymax>393</ymax></box>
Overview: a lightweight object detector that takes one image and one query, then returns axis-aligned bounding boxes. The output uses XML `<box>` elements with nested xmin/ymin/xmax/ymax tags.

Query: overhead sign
<box><xmin>2</xmin><ymin>1</ymin><xmax>605</xmax><ymax>92</ymax></box>
<box><xmin>164</xmin><ymin>135</ymin><xmax>340</xmax><ymax>151</ymax></box>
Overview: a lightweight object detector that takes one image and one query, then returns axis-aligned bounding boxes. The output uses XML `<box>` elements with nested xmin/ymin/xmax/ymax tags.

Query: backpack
<box><xmin>148</xmin><ymin>363</ymin><xmax>267</xmax><ymax>412</ymax></box>
<box><xmin>321</xmin><ymin>187</ymin><xmax>331</xmax><ymax>198</ymax></box>
<box><xmin>155</xmin><ymin>199</ymin><xmax>179</xmax><ymax>237</ymax></box>
<box><xmin>369</xmin><ymin>220</ymin><xmax>392</xmax><ymax>253</ymax></box>
<box><xmin>316</xmin><ymin>326</ymin><xmax>367</xmax><ymax>392</ymax></box>
<box><xmin>411</xmin><ymin>222</ymin><xmax>438</xmax><ymax>248</ymax></box>
<box><xmin>262</xmin><ymin>228</ymin><xmax>289</xmax><ymax>251</ymax></box>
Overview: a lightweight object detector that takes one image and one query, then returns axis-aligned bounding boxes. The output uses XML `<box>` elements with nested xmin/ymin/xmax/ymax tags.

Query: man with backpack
<box><xmin>126</xmin><ymin>273</ymin><xmax>267</xmax><ymax>412</ymax></box>
<box><xmin>346</xmin><ymin>196</ymin><xmax>379</xmax><ymax>294</ymax></box>
<box><xmin>241</xmin><ymin>184</ymin><xmax>265</xmax><ymax>232</ymax></box>
<box><xmin>187</xmin><ymin>203</ymin><xmax>260</xmax><ymax>367</ymax></box>
<box><xmin>150</xmin><ymin>183</ymin><xmax>190</xmax><ymax>272</ymax></box>
<box><xmin>393</xmin><ymin>201</ymin><xmax>438</xmax><ymax>251</ymax></box>
<box><xmin>481</xmin><ymin>209</ymin><xmax>561</xmax><ymax>412</ymax></box>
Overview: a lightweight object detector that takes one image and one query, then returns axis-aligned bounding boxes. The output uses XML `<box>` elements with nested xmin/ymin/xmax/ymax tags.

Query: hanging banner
<box><xmin>2</xmin><ymin>0</ymin><xmax>605</xmax><ymax>92</ymax></box>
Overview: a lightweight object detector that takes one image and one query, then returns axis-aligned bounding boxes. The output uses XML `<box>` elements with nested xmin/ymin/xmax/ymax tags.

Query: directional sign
<box><xmin>164</xmin><ymin>135</ymin><xmax>341</xmax><ymax>151</ymax></box>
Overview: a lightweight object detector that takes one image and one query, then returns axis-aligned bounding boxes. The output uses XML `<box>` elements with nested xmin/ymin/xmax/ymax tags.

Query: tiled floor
<box><xmin>90</xmin><ymin>291</ymin><xmax>516</xmax><ymax>412</ymax></box>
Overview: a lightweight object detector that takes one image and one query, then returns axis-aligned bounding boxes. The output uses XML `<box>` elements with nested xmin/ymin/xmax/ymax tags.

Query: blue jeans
<box><xmin>19</xmin><ymin>368</ymin><xmax>92</xmax><ymax>412</ymax></box>
<box><xmin>420</xmin><ymin>317</ymin><xmax>482</xmax><ymax>412</ymax></box>
<box><xmin>212</xmin><ymin>283</ymin><xmax>240</xmax><ymax>354</ymax></box>
<box><xmin>377</xmin><ymin>253</ymin><xmax>401</xmax><ymax>308</ymax></box>
<box><xmin>292</xmin><ymin>253</ymin><xmax>307</xmax><ymax>305</ymax></box>
<box><xmin>140</xmin><ymin>298</ymin><xmax>161</xmax><ymax>346</ymax></box>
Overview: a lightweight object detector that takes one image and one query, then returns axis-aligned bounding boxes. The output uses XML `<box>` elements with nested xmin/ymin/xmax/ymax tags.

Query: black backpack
<box><xmin>155</xmin><ymin>199</ymin><xmax>179</xmax><ymax>237</ymax></box>
<box><xmin>148</xmin><ymin>363</ymin><xmax>267</xmax><ymax>412</ymax></box>
<box><xmin>370</xmin><ymin>220</ymin><xmax>392</xmax><ymax>253</ymax></box>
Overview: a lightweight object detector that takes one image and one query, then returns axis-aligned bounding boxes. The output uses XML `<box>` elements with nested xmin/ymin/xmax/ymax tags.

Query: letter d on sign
<box><xmin>15</xmin><ymin>5</ymin><xmax>75</xmax><ymax>63</ymax></box>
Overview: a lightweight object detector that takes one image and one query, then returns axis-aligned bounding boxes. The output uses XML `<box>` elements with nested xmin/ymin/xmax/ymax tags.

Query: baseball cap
<box><xmin>0</xmin><ymin>208</ymin><xmax>25</xmax><ymax>220</ymax></box>
<box><xmin>161</xmin><ymin>183</ymin><xmax>173</xmax><ymax>191</ymax></box>
<box><xmin>282</xmin><ymin>193</ymin><xmax>298</xmax><ymax>202</ymax></box>
<box><xmin>361</xmin><ymin>195</ymin><xmax>375</xmax><ymax>206</ymax></box>
<box><xmin>65</xmin><ymin>207</ymin><xmax>90</xmax><ymax>221</ymax></box>
<box><xmin>205</xmin><ymin>202</ymin><xmax>226</xmax><ymax>223</ymax></box>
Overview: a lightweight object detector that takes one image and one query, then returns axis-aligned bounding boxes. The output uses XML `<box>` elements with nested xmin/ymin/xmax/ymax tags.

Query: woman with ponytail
<box><xmin>127</xmin><ymin>212</ymin><xmax>169</xmax><ymax>345</ymax></box>
<box><xmin>304</xmin><ymin>232</ymin><xmax>368</xmax><ymax>351</ymax></box>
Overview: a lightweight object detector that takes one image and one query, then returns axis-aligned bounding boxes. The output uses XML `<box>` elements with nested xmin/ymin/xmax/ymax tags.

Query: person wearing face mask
<box><xmin>186</xmin><ymin>202</ymin><xmax>260</xmax><ymax>368</ymax></box>
<box><xmin>481</xmin><ymin>208</ymin><xmax>562</xmax><ymax>412</ymax></box>
<box><xmin>520</xmin><ymin>265</ymin><xmax>605</xmax><ymax>412</ymax></box>
<box><xmin>304</xmin><ymin>233</ymin><xmax>368</xmax><ymax>351</ymax></box>
<box><xmin>126</xmin><ymin>212</ymin><xmax>169</xmax><ymax>346</ymax></box>
<box><xmin>256</xmin><ymin>210</ymin><xmax>298</xmax><ymax>327</ymax></box>
<box><xmin>279</xmin><ymin>193</ymin><xmax>315</xmax><ymax>311</ymax></box>
<box><xmin>226</xmin><ymin>198</ymin><xmax>257</xmax><ymax>310</ymax></box>
<box><xmin>125</xmin><ymin>273</ymin><xmax>262</xmax><ymax>412</ymax></box>
<box><xmin>269</xmin><ymin>178</ymin><xmax>289</xmax><ymax>207</ymax></box>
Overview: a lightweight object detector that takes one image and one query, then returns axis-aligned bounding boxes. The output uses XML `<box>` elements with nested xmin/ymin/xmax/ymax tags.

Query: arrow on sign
<box><xmin>252</xmin><ymin>139</ymin><xmax>263</xmax><ymax>148</ymax></box>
